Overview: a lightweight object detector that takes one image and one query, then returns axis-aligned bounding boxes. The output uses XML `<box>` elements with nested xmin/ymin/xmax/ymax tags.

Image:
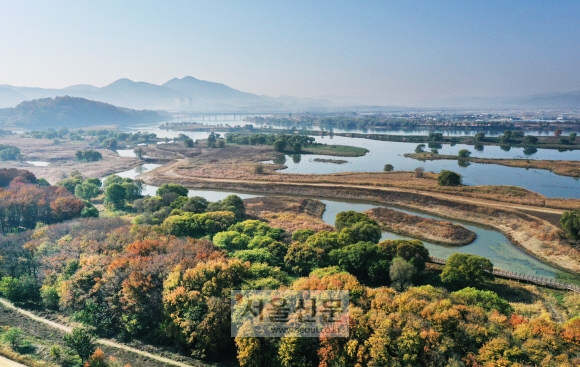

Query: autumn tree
<box><xmin>163</xmin><ymin>259</ymin><xmax>251</xmax><ymax>357</ymax></box>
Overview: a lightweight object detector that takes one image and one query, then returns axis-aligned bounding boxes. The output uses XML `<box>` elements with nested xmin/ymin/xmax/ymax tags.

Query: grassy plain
<box><xmin>0</xmin><ymin>135</ymin><xmax>141</xmax><ymax>184</ymax></box>
<box><xmin>138</xmin><ymin>143</ymin><xmax>580</xmax><ymax>274</ymax></box>
<box><xmin>365</xmin><ymin>207</ymin><xmax>477</xmax><ymax>246</ymax></box>
<box><xmin>243</xmin><ymin>196</ymin><xmax>333</xmax><ymax>233</ymax></box>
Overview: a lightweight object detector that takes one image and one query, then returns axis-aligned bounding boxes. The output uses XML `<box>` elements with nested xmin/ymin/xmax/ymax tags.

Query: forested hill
<box><xmin>0</xmin><ymin>96</ymin><xmax>166</xmax><ymax>128</ymax></box>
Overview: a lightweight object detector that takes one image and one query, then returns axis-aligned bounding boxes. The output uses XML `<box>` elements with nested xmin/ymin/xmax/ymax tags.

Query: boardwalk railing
<box><xmin>428</xmin><ymin>257</ymin><xmax>580</xmax><ymax>293</ymax></box>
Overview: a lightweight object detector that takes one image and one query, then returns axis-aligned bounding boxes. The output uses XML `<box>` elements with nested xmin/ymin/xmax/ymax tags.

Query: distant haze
<box><xmin>1</xmin><ymin>1</ymin><xmax>580</xmax><ymax>106</ymax></box>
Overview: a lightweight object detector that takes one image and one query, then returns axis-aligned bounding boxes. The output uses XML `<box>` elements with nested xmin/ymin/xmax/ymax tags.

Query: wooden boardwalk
<box><xmin>428</xmin><ymin>257</ymin><xmax>580</xmax><ymax>293</ymax></box>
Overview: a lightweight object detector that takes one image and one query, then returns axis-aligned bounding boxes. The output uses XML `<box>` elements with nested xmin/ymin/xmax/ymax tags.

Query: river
<box><xmin>114</xmin><ymin>163</ymin><xmax>563</xmax><ymax>279</ymax></box>
<box><xmin>122</xmin><ymin>122</ymin><xmax>580</xmax><ymax>198</ymax></box>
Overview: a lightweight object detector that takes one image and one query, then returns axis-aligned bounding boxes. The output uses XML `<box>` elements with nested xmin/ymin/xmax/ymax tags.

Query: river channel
<box><xmin>113</xmin><ymin>163</ymin><xmax>564</xmax><ymax>279</ymax></box>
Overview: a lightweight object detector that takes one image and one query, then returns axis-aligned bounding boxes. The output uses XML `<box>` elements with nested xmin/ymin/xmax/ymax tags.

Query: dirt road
<box><xmin>0</xmin><ymin>298</ymin><xmax>198</xmax><ymax>367</ymax></box>
<box><xmin>0</xmin><ymin>356</ymin><xmax>26</xmax><ymax>367</ymax></box>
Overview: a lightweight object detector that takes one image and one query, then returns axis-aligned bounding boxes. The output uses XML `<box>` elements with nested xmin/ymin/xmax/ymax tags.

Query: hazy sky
<box><xmin>1</xmin><ymin>1</ymin><xmax>579</xmax><ymax>105</ymax></box>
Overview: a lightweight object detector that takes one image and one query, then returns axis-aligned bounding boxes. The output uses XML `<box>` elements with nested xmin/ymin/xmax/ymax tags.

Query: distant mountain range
<box><xmin>0</xmin><ymin>76</ymin><xmax>578</xmax><ymax>112</ymax></box>
<box><xmin>0</xmin><ymin>76</ymin><xmax>338</xmax><ymax>112</ymax></box>
<box><xmin>0</xmin><ymin>96</ymin><xmax>166</xmax><ymax>128</ymax></box>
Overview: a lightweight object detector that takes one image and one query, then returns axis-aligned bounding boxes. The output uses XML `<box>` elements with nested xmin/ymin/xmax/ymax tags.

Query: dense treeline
<box><xmin>24</xmin><ymin>126</ymin><xmax>159</xmax><ymax>149</ymax></box>
<box><xmin>225</xmin><ymin>132</ymin><xmax>315</xmax><ymax>152</ymax></box>
<box><xmin>0</xmin><ymin>169</ymin><xmax>85</xmax><ymax>234</ymax></box>
<box><xmin>246</xmin><ymin>115</ymin><xmax>519</xmax><ymax>131</ymax></box>
<box><xmin>0</xmin><ymin>184</ymin><xmax>577</xmax><ymax>365</ymax></box>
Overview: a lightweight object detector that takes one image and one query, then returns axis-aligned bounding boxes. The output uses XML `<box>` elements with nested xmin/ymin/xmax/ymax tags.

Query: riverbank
<box><xmin>140</xmin><ymin>163</ymin><xmax>580</xmax><ymax>274</ymax></box>
<box><xmin>365</xmin><ymin>207</ymin><xmax>476</xmax><ymax>246</ymax></box>
<box><xmin>0</xmin><ymin>135</ymin><xmax>142</xmax><ymax>184</ymax></box>
<box><xmin>158</xmin><ymin>123</ymin><xmax>580</xmax><ymax>150</ymax></box>
<box><xmin>405</xmin><ymin>152</ymin><xmax>580</xmax><ymax>178</ymax></box>
<box><xmin>244</xmin><ymin>196</ymin><xmax>333</xmax><ymax>232</ymax></box>
<box><xmin>144</xmin><ymin>144</ymin><xmax>580</xmax><ymax>211</ymax></box>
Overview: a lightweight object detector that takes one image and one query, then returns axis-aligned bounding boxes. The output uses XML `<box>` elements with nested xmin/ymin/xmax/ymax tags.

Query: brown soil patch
<box><xmin>244</xmin><ymin>196</ymin><xmax>332</xmax><ymax>233</ymax></box>
<box><xmin>365</xmin><ymin>207</ymin><xmax>476</xmax><ymax>246</ymax></box>
<box><xmin>0</xmin><ymin>136</ymin><xmax>141</xmax><ymax>183</ymax></box>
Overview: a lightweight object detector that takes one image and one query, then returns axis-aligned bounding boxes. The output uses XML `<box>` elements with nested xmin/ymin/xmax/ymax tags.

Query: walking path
<box><xmin>0</xmin><ymin>298</ymin><xmax>197</xmax><ymax>367</ymax></box>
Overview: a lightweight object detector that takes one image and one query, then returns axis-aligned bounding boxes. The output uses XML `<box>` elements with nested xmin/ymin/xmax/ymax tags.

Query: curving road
<box><xmin>0</xmin><ymin>355</ymin><xmax>26</xmax><ymax>367</ymax></box>
<box><xmin>0</xmin><ymin>298</ymin><xmax>197</xmax><ymax>367</ymax></box>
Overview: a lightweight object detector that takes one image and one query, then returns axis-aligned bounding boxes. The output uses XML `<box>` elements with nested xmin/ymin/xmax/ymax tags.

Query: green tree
<box><xmin>440</xmin><ymin>253</ymin><xmax>494</xmax><ymax>288</ymax></box>
<box><xmin>63</xmin><ymin>327</ymin><xmax>97</xmax><ymax>363</ymax></box>
<box><xmin>338</xmin><ymin>221</ymin><xmax>382</xmax><ymax>244</ymax></box>
<box><xmin>134</xmin><ymin>147</ymin><xmax>145</xmax><ymax>159</ymax></box>
<box><xmin>213</xmin><ymin>231</ymin><xmax>251</xmax><ymax>252</ymax></box>
<box><xmin>85</xmin><ymin>178</ymin><xmax>102</xmax><ymax>188</ymax></box>
<box><xmin>207</xmin><ymin>132</ymin><xmax>217</xmax><ymax>147</ymax></box>
<box><xmin>156</xmin><ymin>183</ymin><xmax>189</xmax><ymax>197</ymax></box>
<box><xmin>74</xmin><ymin>182</ymin><xmax>100</xmax><ymax>200</ymax></box>
<box><xmin>500</xmin><ymin>130</ymin><xmax>512</xmax><ymax>143</ymax></box>
<box><xmin>57</xmin><ymin>175</ymin><xmax>84</xmax><ymax>194</ymax></box>
<box><xmin>335</xmin><ymin>211</ymin><xmax>376</xmax><ymax>231</ymax></box>
<box><xmin>0</xmin><ymin>276</ymin><xmax>41</xmax><ymax>306</ymax></box>
<box><xmin>217</xmin><ymin>139</ymin><xmax>226</xmax><ymax>148</ymax></box>
<box><xmin>81</xmin><ymin>203</ymin><xmax>99</xmax><ymax>218</ymax></box>
<box><xmin>292</xmin><ymin>229</ymin><xmax>315</xmax><ymax>242</ymax></box>
<box><xmin>181</xmin><ymin>196</ymin><xmax>209</xmax><ymax>213</ymax></box>
<box><xmin>457</xmin><ymin>149</ymin><xmax>471</xmax><ymax>158</ymax></box>
<box><xmin>207</xmin><ymin>195</ymin><xmax>246</xmax><ymax>219</ymax></box>
<box><xmin>292</xmin><ymin>142</ymin><xmax>301</xmax><ymax>153</ymax></box>
<box><xmin>103</xmin><ymin>183</ymin><xmax>126</xmax><ymax>210</ymax></box>
<box><xmin>523</xmin><ymin>135</ymin><xmax>538</xmax><ymax>144</ymax></box>
<box><xmin>2</xmin><ymin>327</ymin><xmax>23</xmax><ymax>349</ymax></box>
<box><xmin>415</xmin><ymin>144</ymin><xmax>425</xmax><ymax>153</ymax></box>
<box><xmin>163</xmin><ymin>211</ymin><xmax>237</xmax><ymax>238</ymax></box>
<box><xmin>389</xmin><ymin>257</ymin><xmax>416</xmax><ymax>291</ymax></box>
<box><xmin>437</xmin><ymin>170</ymin><xmax>462</xmax><ymax>186</ymax></box>
<box><xmin>474</xmin><ymin>132</ymin><xmax>485</xmax><ymax>142</ymax></box>
<box><xmin>329</xmin><ymin>242</ymin><xmax>390</xmax><ymax>284</ymax></box>
<box><xmin>561</xmin><ymin>210</ymin><xmax>580</xmax><ymax>240</ymax></box>
<box><xmin>451</xmin><ymin>287</ymin><xmax>513</xmax><ymax>314</ymax></box>
<box><xmin>383</xmin><ymin>164</ymin><xmax>394</xmax><ymax>172</ymax></box>
<box><xmin>570</xmin><ymin>132</ymin><xmax>577</xmax><ymax>142</ymax></box>
<box><xmin>274</xmin><ymin>140</ymin><xmax>286</xmax><ymax>152</ymax></box>
<box><xmin>184</xmin><ymin>138</ymin><xmax>194</xmax><ymax>147</ymax></box>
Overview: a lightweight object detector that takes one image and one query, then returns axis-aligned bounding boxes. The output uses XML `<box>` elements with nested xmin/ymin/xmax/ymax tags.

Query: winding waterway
<box><xmin>124</xmin><ymin>122</ymin><xmax>580</xmax><ymax>198</ymax></box>
<box><xmin>114</xmin><ymin>163</ymin><xmax>563</xmax><ymax>279</ymax></box>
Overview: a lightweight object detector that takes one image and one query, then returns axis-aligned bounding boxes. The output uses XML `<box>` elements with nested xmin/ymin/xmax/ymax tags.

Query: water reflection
<box><xmin>273</xmin><ymin>155</ymin><xmax>287</xmax><ymax>165</ymax></box>
<box><xmin>457</xmin><ymin>159</ymin><xmax>470</xmax><ymax>167</ymax></box>
<box><xmin>523</xmin><ymin>147</ymin><xmax>538</xmax><ymax>156</ymax></box>
<box><xmin>500</xmin><ymin>145</ymin><xmax>511</xmax><ymax>152</ymax></box>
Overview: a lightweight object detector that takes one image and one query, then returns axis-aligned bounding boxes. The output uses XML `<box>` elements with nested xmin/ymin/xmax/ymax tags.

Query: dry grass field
<box><xmin>365</xmin><ymin>207</ymin><xmax>477</xmax><ymax>245</ymax></box>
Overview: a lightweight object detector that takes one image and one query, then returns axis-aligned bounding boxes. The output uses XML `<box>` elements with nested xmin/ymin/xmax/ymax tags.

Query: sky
<box><xmin>1</xmin><ymin>0</ymin><xmax>580</xmax><ymax>105</ymax></box>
